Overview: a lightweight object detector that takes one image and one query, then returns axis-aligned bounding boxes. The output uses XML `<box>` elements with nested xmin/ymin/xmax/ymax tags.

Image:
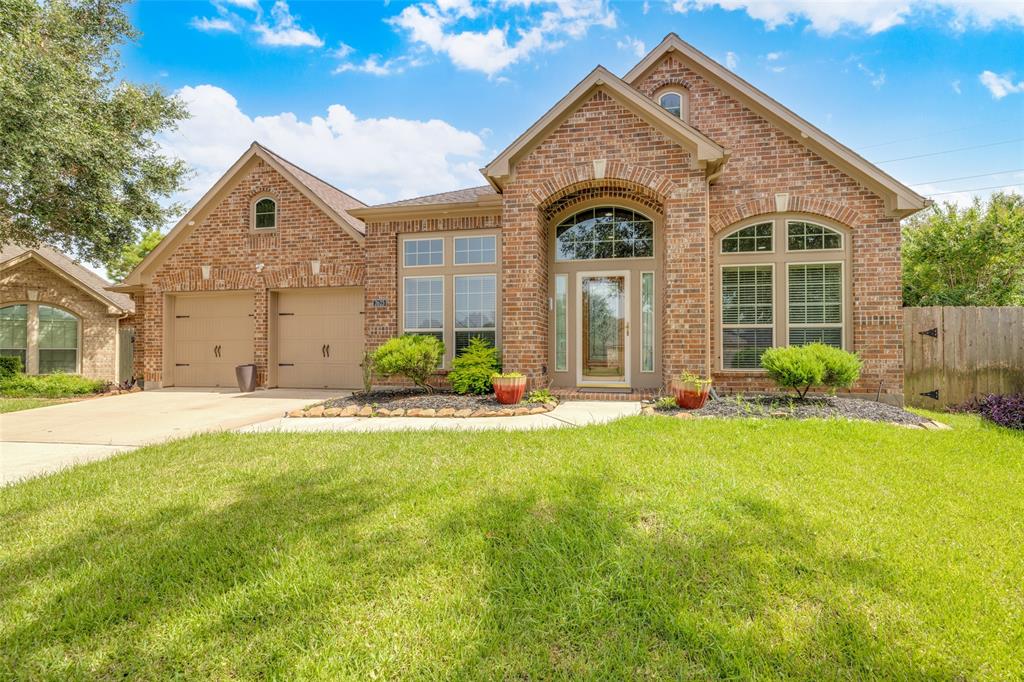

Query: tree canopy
<box><xmin>0</xmin><ymin>0</ymin><xmax>189</xmax><ymax>266</ymax></box>
<box><xmin>902</xmin><ymin>192</ymin><xmax>1024</xmax><ymax>307</ymax></box>
<box><xmin>104</xmin><ymin>228</ymin><xmax>162</xmax><ymax>282</ymax></box>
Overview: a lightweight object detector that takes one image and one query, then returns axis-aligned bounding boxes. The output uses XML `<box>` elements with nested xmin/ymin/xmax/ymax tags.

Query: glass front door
<box><xmin>580</xmin><ymin>274</ymin><xmax>628</xmax><ymax>384</ymax></box>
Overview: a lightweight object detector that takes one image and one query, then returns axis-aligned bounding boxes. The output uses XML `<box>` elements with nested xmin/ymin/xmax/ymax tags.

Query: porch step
<box><xmin>550</xmin><ymin>387</ymin><xmax>658</xmax><ymax>402</ymax></box>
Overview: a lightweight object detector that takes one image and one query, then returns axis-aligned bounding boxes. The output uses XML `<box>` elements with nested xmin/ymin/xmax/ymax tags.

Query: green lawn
<box><xmin>2</xmin><ymin>414</ymin><xmax>1022</xmax><ymax>679</ymax></box>
<box><xmin>0</xmin><ymin>397</ymin><xmax>65</xmax><ymax>414</ymax></box>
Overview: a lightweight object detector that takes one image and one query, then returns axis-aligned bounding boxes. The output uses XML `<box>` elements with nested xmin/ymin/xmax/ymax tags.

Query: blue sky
<box><xmin>121</xmin><ymin>0</ymin><xmax>1024</xmax><ymax>212</ymax></box>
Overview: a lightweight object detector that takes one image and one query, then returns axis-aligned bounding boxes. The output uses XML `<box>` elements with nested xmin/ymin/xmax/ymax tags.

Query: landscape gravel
<box><xmin>652</xmin><ymin>394</ymin><xmax>930</xmax><ymax>426</ymax></box>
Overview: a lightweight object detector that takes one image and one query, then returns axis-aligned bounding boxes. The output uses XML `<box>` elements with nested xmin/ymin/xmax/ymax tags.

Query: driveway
<box><xmin>1</xmin><ymin>388</ymin><xmax>339</xmax><ymax>485</ymax></box>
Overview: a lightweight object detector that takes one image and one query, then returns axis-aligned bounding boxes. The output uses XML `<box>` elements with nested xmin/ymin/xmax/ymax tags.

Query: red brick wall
<box><xmin>139</xmin><ymin>157</ymin><xmax>365</xmax><ymax>386</ymax></box>
<box><xmin>636</xmin><ymin>56</ymin><xmax>904</xmax><ymax>399</ymax></box>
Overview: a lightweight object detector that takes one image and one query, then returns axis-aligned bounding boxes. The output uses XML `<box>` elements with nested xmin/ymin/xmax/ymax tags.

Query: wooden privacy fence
<box><xmin>904</xmin><ymin>306</ymin><xmax>1024</xmax><ymax>409</ymax></box>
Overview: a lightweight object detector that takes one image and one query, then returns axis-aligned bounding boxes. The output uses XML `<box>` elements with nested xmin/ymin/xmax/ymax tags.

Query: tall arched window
<box><xmin>253</xmin><ymin>197</ymin><xmax>277</xmax><ymax>230</ymax></box>
<box><xmin>0</xmin><ymin>304</ymin><xmax>28</xmax><ymax>370</ymax></box>
<box><xmin>555</xmin><ymin>207</ymin><xmax>654</xmax><ymax>261</ymax></box>
<box><xmin>38</xmin><ymin>305</ymin><xmax>79</xmax><ymax>373</ymax></box>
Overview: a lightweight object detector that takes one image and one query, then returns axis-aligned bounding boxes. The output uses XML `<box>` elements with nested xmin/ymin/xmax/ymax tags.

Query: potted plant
<box><xmin>674</xmin><ymin>371</ymin><xmax>712</xmax><ymax>409</ymax></box>
<box><xmin>492</xmin><ymin>372</ymin><xmax>527</xmax><ymax>405</ymax></box>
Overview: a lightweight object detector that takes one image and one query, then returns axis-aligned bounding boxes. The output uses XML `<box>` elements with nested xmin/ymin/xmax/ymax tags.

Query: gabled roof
<box><xmin>625</xmin><ymin>34</ymin><xmax>928</xmax><ymax>217</ymax></box>
<box><xmin>483</xmin><ymin>66</ymin><xmax>727</xmax><ymax>191</ymax></box>
<box><xmin>348</xmin><ymin>185</ymin><xmax>502</xmax><ymax>219</ymax></box>
<box><xmin>0</xmin><ymin>245</ymin><xmax>134</xmax><ymax>313</ymax></box>
<box><xmin>116</xmin><ymin>142</ymin><xmax>366</xmax><ymax>288</ymax></box>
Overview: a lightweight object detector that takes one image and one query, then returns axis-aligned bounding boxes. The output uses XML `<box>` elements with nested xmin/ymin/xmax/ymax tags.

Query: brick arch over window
<box><xmin>532</xmin><ymin>162</ymin><xmax>679</xmax><ymax>218</ymax></box>
<box><xmin>710</xmin><ymin>196</ymin><xmax>860</xmax><ymax>234</ymax></box>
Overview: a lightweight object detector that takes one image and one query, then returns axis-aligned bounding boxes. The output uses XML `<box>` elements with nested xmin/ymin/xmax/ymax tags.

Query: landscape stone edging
<box><xmin>286</xmin><ymin>403</ymin><xmax>557</xmax><ymax>419</ymax></box>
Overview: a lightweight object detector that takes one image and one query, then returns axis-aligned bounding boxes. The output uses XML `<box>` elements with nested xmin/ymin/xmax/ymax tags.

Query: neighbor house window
<box><xmin>721</xmin><ymin>222</ymin><xmax>773</xmax><ymax>253</ymax></box>
<box><xmin>454</xmin><ymin>275</ymin><xmax>496</xmax><ymax>354</ymax></box>
<box><xmin>404</xmin><ymin>238</ymin><xmax>443</xmax><ymax>267</ymax></box>
<box><xmin>640</xmin><ymin>272</ymin><xmax>655</xmax><ymax>373</ymax></box>
<box><xmin>555</xmin><ymin>207</ymin><xmax>654</xmax><ymax>261</ymax></box>
<box><xmin>403</xmin><ymin>276</ymin><xmax>444</xmax><ymax>345</ymax></box>
<box><xmin>454</xmin><ymin>235</ymin><xmax>496</xmax><ymax>265</ymax></box>
<box><xmin>659</xmin><ymin>92</ymin><xmax>683</xmax><ymax>118</ymax></box>
<box><xmin>254</xmin><ymin>198</ymin><xmax>276</xmax><ymax>230</ymax></box>
<box><xmin>788</xmin><ymin>263</ymin><xmax>843</xmax><ymax>348</ymax></box>
<box><xmin>554</xmin><ymin>275</ymin><xmax>568</xmax><ymax>371</ymax></box>
<box><xmin>721</xmin><ymin>265</ymin><xmax>774</xmax><ymax>369</ymax></box>
<box><xmin>38</xmin><ymin>305</ymin><xmax>78</xmax><ymax>373</ymax></box>
<box><xmin>787</xmin><ymin>221</ymin><xmax>842</xmax><ymax>251</ymax></box>
<box><xmin>0</xmin><ymin>304</ymin><xmax>28</xmax><ymax>370</ymax></box>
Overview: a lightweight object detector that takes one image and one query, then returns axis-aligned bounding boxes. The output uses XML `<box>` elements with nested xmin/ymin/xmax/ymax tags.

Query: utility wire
<box><xmin>909</xmin><ymin>168</ymin><xmax>1024</xmax><ymax>187</ymax></box>
<box><xmin>857</xmin><ymin>116</ymin><xmax>1021</xmax><ymax>151</ymax></box>
<box><xmin>874</xmin><ymin>137</ymin><xmax>1024</xmax><ymax>164</ymax></box>
<box><xmin>925</xmin><ymin>183</ymin><xmax>1024</xmax><ymax>197</ymax></box>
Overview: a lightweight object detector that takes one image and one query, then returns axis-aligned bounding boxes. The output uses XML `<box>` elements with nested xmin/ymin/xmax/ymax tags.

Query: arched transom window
<box><xmin>718</xmin><ymin>217</ymin><xmax>851</xmax><ymax>370</ymax></box>
<box><xmin>254</xmin><ymin>197</ymin><xmax>277</xmax><ymax>230</ymax></box>
<box><xmin>555</xmin><ymin>207</ymin><xmax>654</xmax><ymax>261</ymax></box>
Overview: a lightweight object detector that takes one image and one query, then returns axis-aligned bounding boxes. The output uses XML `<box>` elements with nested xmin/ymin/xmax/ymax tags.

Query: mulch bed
<box><xmin>288</xmin><ymin>388</ymin><xmax>557</xmax><ymax>418</ymax></box>
<box><xmin>647</xmin><ymin>394</ymin><xmax>933</xmax><ymax>427</ymax></box>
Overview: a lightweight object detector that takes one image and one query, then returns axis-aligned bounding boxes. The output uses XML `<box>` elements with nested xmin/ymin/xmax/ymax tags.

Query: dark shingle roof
<box><xmin>0</xmin><ymin>244</ymin><xmax>134</xmax><ymax>312</ymax></box>
<box><xmin>368</xmin><ymin>186</ymin><xmax>499</xmax><ymax>209</ymax></box>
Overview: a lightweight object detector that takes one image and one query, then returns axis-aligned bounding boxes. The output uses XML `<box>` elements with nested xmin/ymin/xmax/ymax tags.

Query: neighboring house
<box><xmin>0</xmin><ymin>245</ymin><xmax>134</xmax><ymax>382</ymax></box>
<box><xmin>114</xmin><ymin>34</ymin><xmax>926</xmax><ymax>402</ymax></box>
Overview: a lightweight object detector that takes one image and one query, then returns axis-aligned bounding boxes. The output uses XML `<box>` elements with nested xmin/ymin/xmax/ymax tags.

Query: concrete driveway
<box><xmin>1</xmin><ymin>388</ymin><xmax>339</xmax><ymax>485</ymax></box>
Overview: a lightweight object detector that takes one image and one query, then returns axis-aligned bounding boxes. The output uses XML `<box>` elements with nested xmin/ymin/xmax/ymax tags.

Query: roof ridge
<box><xmin>252</xmin><ymin>142</ymin><xmax>367</xmax><ymax>208</ymax></box>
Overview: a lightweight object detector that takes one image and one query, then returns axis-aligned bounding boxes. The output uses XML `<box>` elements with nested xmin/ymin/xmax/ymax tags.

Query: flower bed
<box><xmin>644</xmin><ymin>394</ymin><xmax>937</xmax><ymax>427</ymax></box>
<box><xmin>287</xmin><ymin>389</ymin><xmax>557</xmax><ymax>418</ymax></box>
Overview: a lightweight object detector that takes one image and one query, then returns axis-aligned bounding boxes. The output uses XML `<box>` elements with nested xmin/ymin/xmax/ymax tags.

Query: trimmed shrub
<box><xmin>371</xmin><ymin>334</ymin><xmax>444</xmax><ymax>392</ymax></box>
<box><xmin>0</xmin><ymin>372</ymin><xmax>107</xmax><ymax>398</ymax></box>
<box><xmin>761</xmin><ymin>344</ymin><xmax>862</xmax><ymax>399</ymax></box>
<box><xmin>448</xmin><ymin>337</ymin><xmax>500</xmax><ymax>395</ymax></box>
<box><xmin>0</xmin><ymin>355</ymin><xmax>23</xmax><ymax>380</ymax></box>
<box><xmin>958</xmin><ymin>394</ymin><xmax>1024</xmax><ymax>430</ymax></box>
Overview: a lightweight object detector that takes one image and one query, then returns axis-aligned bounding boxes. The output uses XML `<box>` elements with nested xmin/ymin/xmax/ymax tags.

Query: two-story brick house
<box><xmin>114</xmin><ymin>34</ymin><xmax>927</xmax><ymax>403</ymax></box>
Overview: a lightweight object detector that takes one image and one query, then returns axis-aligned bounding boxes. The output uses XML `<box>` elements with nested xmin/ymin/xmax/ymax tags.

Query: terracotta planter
<box><xmin>674</xmin><ymin>383</ymin><xmax>710</xmax><ymax>409</ymax></box>
<box><xmin>493</xmin><ymin>376</ymin><xmax>527</xmax><ymax>405</ymax></box>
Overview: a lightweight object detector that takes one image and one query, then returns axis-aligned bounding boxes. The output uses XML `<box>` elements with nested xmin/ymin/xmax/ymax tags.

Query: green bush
<box><xmin>0</xmin><ymin>355</ymin><xmax>23</xmax><ymax>379</ymax></box>
<box><xmin>448</xmin><ymin>337</ymin><xmax>500</xmax><ymax>395</ymax></box>
<box><xmin>0</xmin><ymin>372</ymin><xmax>107</xmax><ymax>398</ymax></box>
<box><xmin>526</xmin><ymin>388</ymin><xmax>557</xmax><ymax>405</ymax></box>
<box><xmin>371</xmin><ymin>335</ymin><xmax>444</xmax><ymax>392</ymax></box>
<box><xmin>760</xmin><ymin>344</ymin><xmax>862</xmax><ymax>399</ymax></box>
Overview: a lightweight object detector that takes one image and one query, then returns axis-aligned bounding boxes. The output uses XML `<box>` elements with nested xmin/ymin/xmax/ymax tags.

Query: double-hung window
<box><xmin>403</xmin><ymin>276</ymin><xmax>444</xmax><ymax>345</ymax></box>
<box><xmin>454</xmin><ymin>275</ymin><xmax>496</xmax><ymax>354</ymax></box>
<box><xmin>788</xmin><ymin>263</ymin><xmax>843</xmax><ymax>347</ymax></box>
<box><xmin>721</xmin><ymin>265</ymin><xmax>774</xmax><ymax>369</ymax></box>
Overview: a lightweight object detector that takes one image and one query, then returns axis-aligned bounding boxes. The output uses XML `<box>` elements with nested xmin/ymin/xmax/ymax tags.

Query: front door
<box><xmin>578</xmin><ymin>272</ymin><xmax>629</xmax><ymax>386</ymax></box>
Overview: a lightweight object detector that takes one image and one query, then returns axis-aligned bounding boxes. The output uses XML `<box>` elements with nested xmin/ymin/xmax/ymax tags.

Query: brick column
<box><xmin>500</xmin><ymin>194</ymin><xmax>548</xmax><ymax>384</ymax></box>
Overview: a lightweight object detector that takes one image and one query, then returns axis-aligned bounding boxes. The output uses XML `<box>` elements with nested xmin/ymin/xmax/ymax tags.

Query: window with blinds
<box><xmin>788</xmin><ymin>263</ymin><xmax>843</xmax><ymax>348</ymax></box>
<box><xmin>721</xmin><ymin>265</ymin><xmax>773</xmax><ymax>369</ymax></box>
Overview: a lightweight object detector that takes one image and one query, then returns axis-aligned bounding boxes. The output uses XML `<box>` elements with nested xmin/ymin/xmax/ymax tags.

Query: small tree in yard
<box><xmin>371</xmin><ymin>335</ymin><xmax>444</xmax><ymax>392</ymax></box>
<box><xmin>448</xmin><ymin>337</ymin><xmax>500</xmax><ymax>395</ymax></box>
<box><xmin>761</xmin><ymin>344</ymin><xmax>861</xmax><ymax>399</ymax></box>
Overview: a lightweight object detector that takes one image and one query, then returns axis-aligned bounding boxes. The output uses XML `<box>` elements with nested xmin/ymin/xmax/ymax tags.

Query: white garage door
<box><xmin>275</xmin><ymin>288</ymin><xmax>364</xmax><ymax>389</ymax></box>
<box><xmin>172</xmin><ymin>292</ymin><xmax>255</xmax><ymax>387</ymax></box>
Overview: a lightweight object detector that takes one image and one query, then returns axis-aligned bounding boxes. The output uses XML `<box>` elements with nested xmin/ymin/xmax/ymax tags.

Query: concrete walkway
<box><xmin>1</xmin><ymin>388</ymin><xmax>336</xmax><ymax>485</ymax></box>
<box><xmin>239</xmin><ymin>400</ymin><xmax>641</xmax><ymax>434</ymax></box>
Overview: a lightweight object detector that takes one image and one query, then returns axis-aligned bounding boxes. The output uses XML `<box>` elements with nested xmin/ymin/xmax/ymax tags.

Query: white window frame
<box><xmin>658</xmin><ymin>91</ymin><xmax>684</xmax><ymax>118</ymax></box>
<box><xmin>786</xmin><ymin>261</ymin><xmax>845</xmax><ymax>349</ymax></box>
<box><xmin>452</xmin><ymin>273</ymin><xmax>497</xmax><ymax>356</ymax></box>
<box><xmin>453</xmin><ymin>235</ymin><xmax>497</xmax><ymax>266</ymax></box>
<box><xmin>719</xmin><ymin>263</ymin><xmax>775</xmax><ymax>372</ymax></box>
<box><xmin>252</xmin><ymin>196</ymin><xmax>278</xmax><ymax>231</ymax></box>
<box><xmin>784</xmin><ymin>220</ymin><xmax>844</xmax><ymax>254</ymax></box>
<box><xmin>403</xmin><ymin>238</ymin><xmax>445</xmax><ymax>268</ymax></box>
<box><xmin>720</xmin><ymin>220</ymin><xmax>776</xmax><ymax>255</ymax></box>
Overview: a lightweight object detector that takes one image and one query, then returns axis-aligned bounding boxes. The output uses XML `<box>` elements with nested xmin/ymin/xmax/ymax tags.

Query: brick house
<box><xmin>1</xmin><ymin>245</ymin><xmax>134</xmax><ymax>382</ymax></box>
<box><xmin>114</xmin><ymin>34</ymin><xmax>926</xmax><ymax>403</ymax></box>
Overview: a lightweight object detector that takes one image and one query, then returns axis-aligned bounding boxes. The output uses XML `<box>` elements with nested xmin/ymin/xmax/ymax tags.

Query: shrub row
<box><xmin>0</xmin><ymin>372</ymin><xmax>108</xmax><ymax>398</ymax></box>
<box><xmin>760</xmin><ymin>344</ymin><xmax>862</xmax><ymax>399</ymax></box>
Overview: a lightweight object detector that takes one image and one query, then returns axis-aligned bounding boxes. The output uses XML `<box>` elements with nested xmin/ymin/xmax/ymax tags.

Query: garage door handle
<box><xmin>321</xmin><ymin>344</ymin><xmax>326</xmax><ymax>357</ymax></box>
<box><xmin>326</xmin><ymin>344</ymin><xmax>331</xmax><ymax>358</ymax></box>
<box><xmin>176</xmin><ymin>363</ymin><xmax>189</xmax><ymax>367</ymax></box>
<box><xmin>278</xmin><ymin>363</ymin><xmax>294</xmax><ymax>367</ymax></box>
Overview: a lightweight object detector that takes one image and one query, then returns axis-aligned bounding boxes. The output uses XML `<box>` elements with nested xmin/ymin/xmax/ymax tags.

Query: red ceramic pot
<box><xmin>674</xmin><ymin>384</ymin><xmax>710</xmax><ymax>409</ymax></box>
<box><xmin>493</xmin><ymin>376</ymin><xmax>527</xmax><ymax>405</ymax></box>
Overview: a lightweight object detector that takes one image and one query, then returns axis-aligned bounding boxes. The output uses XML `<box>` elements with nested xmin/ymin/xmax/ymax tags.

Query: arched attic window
<box><xmin>657</xmin><ymin>90</ymin><xmax>689</xmax><ymax>121</ymax></box>
<box><xmin>253</xmin><ymin>197</ymin><xmax>277</xmax><ymax>230</ymax></box>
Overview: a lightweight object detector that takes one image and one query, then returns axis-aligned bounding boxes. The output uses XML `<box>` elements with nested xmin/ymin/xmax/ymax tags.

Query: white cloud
<box><xmin>219</xmin><ymin>0</ymin><xmax>260</xmax><ymax>9</ymax></box>
<box><xmin>160</xmin><ymin>85</ymin><xmax>488</xmax><ymax>207</ymax></box>
<box><xmin>858</xmin><ymin>63</ymin><xmax>887</xmax><ymax>88</ymax></box>
<box><xmin>390</xmin><ymin>0</ymin><xmax>617</xmax><ymax>76</ymax></box>
<box><xmin>334</xmin><ymin>54</ymin><xmax>426</xmax><ymax>76</ymax></box>
<box><xmin>330</xmin><ymin>42</ymin><xmax>355</xmax><ymax>59</ymax></box>
<box><xmin>765</xmin><ymin>51</ymin><xmax>782</xmax><ymax>61</ymax></box>
<box><xmin>617</xmin><ymin>35</ymin><xmax>646</xmax><ymax>58</ymax></box>
<box><xmin>725</xmin><ymin>50</ymin><xmax>739</xmax><ymax>69</ymax></box>
<box><xmin>253</xmin><ymin>0</ymin><xmax>323</xmax><ymax>47</ymax></box>
<box><xmin>668</xmin><ymin>1</ymin><xmax>1024</xmax><ymax>35</ymax></box>
<box><xmin>190</xmin><ymin>16</ymin><xmax>238</xmax><ymax>33</ymax></box>
<box><xmin>951</xmin><ymin>79</ymin><xmax>961</xmax><ymax>94</ymax></box>
<box><xmin>979</xmin><ymin>70</ymin><xmax>1024</xmax><ymax>99</ymax></box>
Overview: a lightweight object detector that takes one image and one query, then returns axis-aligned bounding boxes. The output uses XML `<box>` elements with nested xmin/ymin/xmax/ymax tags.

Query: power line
<box><xmin>874</xmin><ymin>137</ymin><xmax>1024</xmax><ymax>164</ymax></box>
<box><xmin>925</xmin><ymin>183</ymin><xmax>1024</xmax><ymax>197</ymax></box>
<box><xmin>909</xmin><ymin>168</ymin><xmax>1024</xmax><ymax>187</ymax></box>
<box><xmin>857</xmin><ymin>116</ymin><xmax>1021</xmax><ymax>151</ymax></box>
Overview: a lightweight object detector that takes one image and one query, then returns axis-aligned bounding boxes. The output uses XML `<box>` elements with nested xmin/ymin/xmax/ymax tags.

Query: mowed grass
<box><xmin>1</xmin><ymin>414</ymin><xmax>1022</xmax><ymax>680</ymax></box>
<box><xmin>0</xmin><ymin>397</ymin><xmax>65</xmax><ymax>414</ymax></box>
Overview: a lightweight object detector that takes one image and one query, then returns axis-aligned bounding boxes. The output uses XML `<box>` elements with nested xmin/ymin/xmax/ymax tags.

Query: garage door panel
<box><xmin>276</xmin><ymin>288</ymin><xmax>364</xmax><ymax>389</ymax></box>
<box><xmin>172</xmin><ymin>292</ymin><xmax>255</xmax><ymax>388</ymax></box>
